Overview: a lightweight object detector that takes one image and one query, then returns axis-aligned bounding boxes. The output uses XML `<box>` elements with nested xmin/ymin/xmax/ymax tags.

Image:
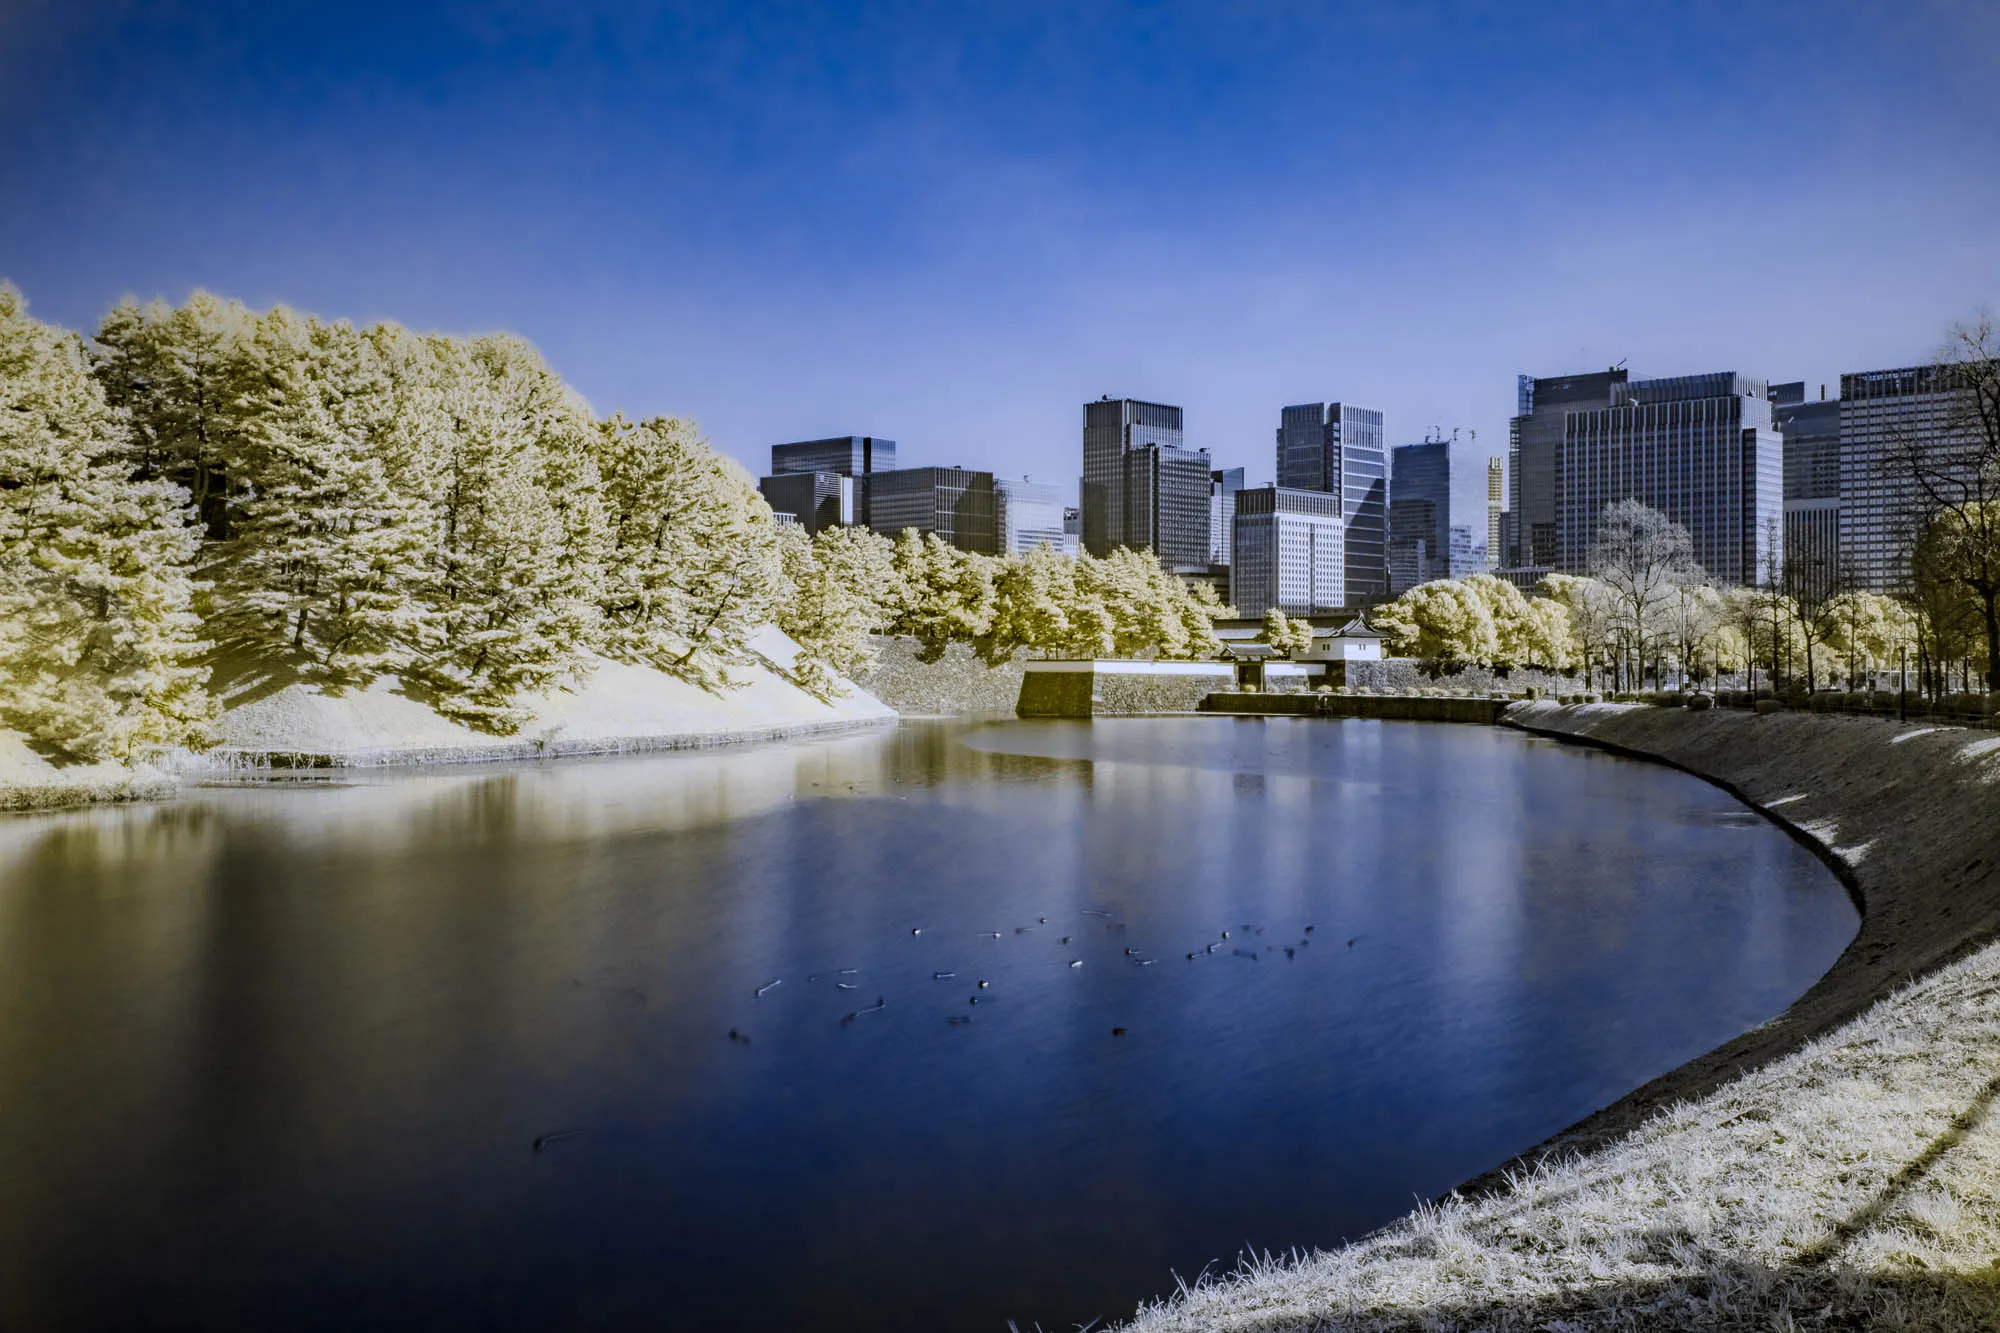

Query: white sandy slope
<box><xmin>0</xmin><ymin>731</ymin><xmax>174</xmax><ymax>810</ymax></box>
<box><xmin>194</xmin><ymin>626</ymin><xmax>894</xmax><ymax>767</ymax></box>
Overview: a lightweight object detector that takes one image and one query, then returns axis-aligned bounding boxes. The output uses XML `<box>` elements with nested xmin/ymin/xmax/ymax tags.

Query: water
<box><xmin>0</xmin><ymin>718</ymin><xmax>1855</xmax><ymax>1331</ymax></box>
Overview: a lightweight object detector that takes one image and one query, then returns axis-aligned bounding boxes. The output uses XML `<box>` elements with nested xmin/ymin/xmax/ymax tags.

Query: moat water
<box><xmin>0</xmin><ymin>718</ymin><xmax>1855</xmax><ymax>1331</ymax></box>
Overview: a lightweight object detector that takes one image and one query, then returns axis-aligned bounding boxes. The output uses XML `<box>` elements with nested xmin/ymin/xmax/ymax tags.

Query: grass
<box><xmin>1119</xmin><ymin>923</ymin><xmax>2000</xmax><ymax>1330</ymax></box>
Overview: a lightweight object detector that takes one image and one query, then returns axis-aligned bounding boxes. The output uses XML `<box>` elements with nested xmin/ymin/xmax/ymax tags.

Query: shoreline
<box><xmin>1121</xmin><ymin>702</ymin><xmax>2000</xmax><ymax>1330</ymax></box>
<box><xmin>1458</xmin><ymin>701</ymin><xmax>2000</xmax><ymax>1196</ymax></box>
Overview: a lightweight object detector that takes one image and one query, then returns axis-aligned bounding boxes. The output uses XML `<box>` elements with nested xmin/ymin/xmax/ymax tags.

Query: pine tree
<box><xmin>774</xmin><ymin>525</ymin><xmax>894</xmax><ymax>697</ymax></box>
<box><xmin>414</xmin><ymin>334</ymin><xmax>601</xmax><ymax>730</ymax></box>
<box><xmin>208</xmin><ymin>309</ymin><xmax>439</xmax><ymax>686</ymax></box>
<box><xmin>592</xmin><ymin>413</ymin><xmax>779</xmax><ymax>690</ymax></box>
<box><xmin>92</xmin><ymin>291</ymin><xmax>256</xmax><ymax>538</ymax></box>
<box><xmin>0</xmin><ymin>285</ymin><xmax>211</xmax><ymax>760</ymax></box>
<box><xmin>882</xmin><ymin>530</ymin><xmax>996</xmax><ymax>662</ymax></box>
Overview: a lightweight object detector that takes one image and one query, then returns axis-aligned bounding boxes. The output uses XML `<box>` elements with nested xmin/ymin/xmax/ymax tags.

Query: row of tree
<box><xmin>1369</xmin><ymin>499</ymin><xmax>1923</xmax><ymax>690</ymax></box>
<box><xmin>2</xmin><ymin>287</ymin><xmax>1223</xmax><ymax>762</ymax></box>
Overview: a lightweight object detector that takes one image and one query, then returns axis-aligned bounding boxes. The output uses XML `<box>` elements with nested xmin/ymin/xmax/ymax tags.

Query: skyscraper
<box><xmin>1273</xmin><ymin>402</ymin><xmax>1386</xmax><ymax>599</ymax></box>
<box><xmin>1773</xmin><ymin>382</ymin><xmax>1841</xmax><ymax>603</ymax></box>
<box><xmin>1123</xmin><ymin>442</ymin><xmax>1213</xmax><ymax>572</ymax></box>
<box><xmin>1559</xmin><ymin>372</ymin><xmax>1783</xmax><ymax>586</ymax></box>
<box><xmin>1080</xmin><ymin>397</ymin><xmax>1210</xmax><ymax>571</ymax></box>
<box><xmin>1081</xmin><ymin>398</ymin><xmax>1182</xmax><ymax>557</ymax></box>
<box><xmin>1388</xmin><ymin>438</ymin><xmax>1451</xmax><ymax>592</ymax></box>
<box><xmin>1508</xmin><ymin>370</ymin><xmax>1628</xmax><ymax>570</ymax></box>
<box><xmin>865</xmin><ymin>466</ymin><xmax>998</xmax><ymax>554</ymax></box>
<box><xmin>1486</xmin><ymin>457</ymin><xmax>1504</xmax><ymax>572</ymax></box>
<box><xmin>1231</xmin><ymin>486</ymin><xmax>1345</xmax><ymax>618</ymax></box>
<box><xmin>1838</xmin><ymin>363</ymin><xmax>1993</xmax><ymax>594</ymax></box>
<box><xmin>1209</xmin><ymin>467</ymin><xmax>1245</xmax><ymax>567</ymax></box>
<box><xmin>768</xmin><ymin>435</ymin><xmax>896</xmax><ymax>528</ymax></box>
<box><xmin>994</xmin><ymin>477</ymin><xmax>1067</xmax><ymax>555</ymax></box>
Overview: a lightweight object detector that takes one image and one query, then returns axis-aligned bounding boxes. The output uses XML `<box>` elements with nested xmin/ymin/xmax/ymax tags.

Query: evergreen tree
<box><xmin>0</xmin><ymin>286</ymin><xmax>211</xmax><ymax>760</ymax></box>
<box><xmin>883</xmin><ymin>530</ymin><xmax>996</xmax><ymax>662</ymax></box>
<box><xmin>774</xmin><ymin>525</ymin><xmax>894</xmax><ymax>697</ymax></box>
<box><xmin>207</xmin><ymin>309</ymin><xmax>440</xmax><ymax>686</ymax></box>
<box><xmin>592</xmin><ymin>412</ymin><xmax>777</xmax><ymax>691</ymax></box>
<box><xmin>92</xmin><ymin>291</ymin><xmax>256</xmax><ymax>537</ymax></box>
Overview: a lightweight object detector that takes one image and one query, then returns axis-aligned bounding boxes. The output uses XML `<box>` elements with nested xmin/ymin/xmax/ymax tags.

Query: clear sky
<box><xmin>4</xmin><ymin>1</ymin><xmax>1996</xmax><ymax>524</ymax></box>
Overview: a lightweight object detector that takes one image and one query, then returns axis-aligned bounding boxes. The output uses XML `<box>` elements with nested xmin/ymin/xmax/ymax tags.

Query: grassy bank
<box><xmin>1122</xmin><ymin>703</ymin><xmax>2000</xmax><ymax>1331</ymax></box>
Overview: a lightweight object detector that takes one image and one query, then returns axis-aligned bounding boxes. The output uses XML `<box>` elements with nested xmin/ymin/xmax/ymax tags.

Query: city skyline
<box><xmin>5</xmin><ymin>3</ymin><xmax>1995</xmax><ymax>530</ymax></box>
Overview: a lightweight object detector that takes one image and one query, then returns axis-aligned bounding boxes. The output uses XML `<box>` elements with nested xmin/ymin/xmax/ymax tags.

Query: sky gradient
<box><xmin>4</xmin><ymin>1</ymin><xmax>1996</xmax><ymax>523</ymax></box>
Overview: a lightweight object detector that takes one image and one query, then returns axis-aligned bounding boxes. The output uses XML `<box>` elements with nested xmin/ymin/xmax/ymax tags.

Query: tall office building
<box><xmin>1839</xmin><ymin>363</ymin><xmax>1991</xmax><ymax>593</ymax></box>
<box><xmin>866</xmin><ymin>466</ymin><xmax>998</xmax><ymax>554</ymax></box>
<box><xmin>1209</xmin><ymin>467</ymin><xmax>1245</xmax><ymax>566</ymax></box>
<box><xmin>1448</xmin><ymin>525</ymin><xmax>1486</xmax><ymax>578</ymax></box>
<box><xmin>1273</xmin><ymin>402</ymin><xmax>1386</xmax><ymax>599</ymax></box>
<box><xmin>1124</xmin><ymin>442</ymin><xmax>1213</xmax><ymax>572</ymax></box>
<box><xmin>1507</xmin><ymin>370</ymin><xmax>1628</xmax><ymax>571</ymax></box>
<box><xmin>1486</xmin><ymin>457</ymin><xmax>1504</xmax><ymax>571</ymax></box>
<box><xmin>1062</xmin><ymin>506</ymin><xmax>1081</xmax><ymax>557</ymax></box>
<box><xmin>1388</xmin><ymin>439</ymin><xmax>1451</xmax><ymax>592</ymax></box>
<box><xmin>1773</xmin><ymin>382</ymin><xmax>1841</xmax><ymax>603</ymax></box>
<box><xmin>994</xmin><ymin>477</ymin><xmax>1067</xmax><ymax>555</ymax></box>
<box><xmin>768</xmin><ymin>436</ymin><xmax>896</xmax><ymax>528</ymax></box>
<box><xmin>1081</xmin><ymin>398</ymin><xmax>1182</xmax><ymax>557</ymax></box>
<box><xmin>1559</xmin><ymin>372</ymin><xmax>1783</xmax><ymax>586</ymax></box>
<box><xmin>771</xmin><ymin>436</ymin><xmax>896</xmax><ymax>477</ymax></box>
<box><xmin>1079</xmin><ymin>397</ymin><xmax>1212</xmax><ymax>572</ymax></box>
<box><xmin>1231</xmin><ymin>486</ymin><xmax>1345</xmax><ymax>619</ymax></box>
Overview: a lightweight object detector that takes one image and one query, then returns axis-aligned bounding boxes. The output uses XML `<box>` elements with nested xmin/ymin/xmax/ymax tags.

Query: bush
<box><xmin>1755</xmin><ymin>698</ymin><xmax>1784</xmax><ymax>714</ymax></box>
<box><xmin>1688</xmin><ymin>692</ymin><xmax>1714</xmax><ymax>711</ymax></box>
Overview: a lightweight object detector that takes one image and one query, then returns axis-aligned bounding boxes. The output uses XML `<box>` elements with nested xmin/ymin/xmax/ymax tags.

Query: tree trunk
<box><xmin>1985</xmin><ymin>592</ymin><xmax>2000</xmax><ymax>692</ymax></box>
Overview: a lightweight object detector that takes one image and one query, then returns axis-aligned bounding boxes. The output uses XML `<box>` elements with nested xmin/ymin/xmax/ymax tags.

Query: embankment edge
<box><xmin>1456</xmin><ymin>701</ymin><xmax>2000</xmax><ymax>1197</ymax></box>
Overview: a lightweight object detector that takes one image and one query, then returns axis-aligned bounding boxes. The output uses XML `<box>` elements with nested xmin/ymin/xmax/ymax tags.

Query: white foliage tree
<box><xmin>0</xmin><ymin>285</ymin><xmax>211</xmax><ymax>760</ymax></box>
<box><xmin>774</xmin><ymin>525</ymin><xmax>895</xmax><ymax>697</ymax></box>
<box><xmin>415</xmin><ymin>334</ymin><xmax>602</xmax><ymax>730</ymax></box>
<box><xmin>592</xmin><ymin>413</ymin><xmax>778</xmax><ymax>691</ymax></box>
<box><xmin>209</xmin><ymin>309</ymin><xmax>439</xmax><ymax>686</ymax></box>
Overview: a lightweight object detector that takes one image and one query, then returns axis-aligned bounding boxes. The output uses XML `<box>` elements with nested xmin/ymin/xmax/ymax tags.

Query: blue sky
<box><xmin>4</xmin><ymin>1</ymin><xmax>1996</xmax><ymax>524</ymax></box>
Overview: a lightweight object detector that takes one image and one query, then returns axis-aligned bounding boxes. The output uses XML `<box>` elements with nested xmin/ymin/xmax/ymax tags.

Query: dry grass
<box><xmin>1121</xmin><ymin>934</ymin><xmax>2000</xmax><ymax>1331</ymax></box>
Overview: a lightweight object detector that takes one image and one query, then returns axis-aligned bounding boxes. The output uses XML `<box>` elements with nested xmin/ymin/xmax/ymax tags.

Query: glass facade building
<box><xmin>1231</xmin><ymin>486</ymin><xmax>1345</xmax><ymax>618</ymax></box>
<box><xmin>1558</xmin><ymin>372</ymin><xmax>1783</xmax><ymax>586</ymax></box>
<box><xmin>1273</xmin><ymin>402</ymin><xmax>1386</xmax><ymax>599</ymax></box>
<box><xmin>1081</xmin><ymin>398</ymin><xmax>1183</xmax><ymax>557</ymax></box>
<box><xmin>758</xmin><ymin>471</ymin><xmax>854</xmax><ymax>534</ymax></box>
<box><xmin>1388</xmin><ymin>439</ymin><xmax>1452</xmax><ymax>591</ymax></box>
<box><xmin>1209</xmin><ymin>467</ymin><xmax>1245</xmax><ymax>567</ymax></box>
<box><xmin>994</xmin><ymin>477</ymin><xmax>1067</xmax><ymax>555</ymax></box>
<box><xmin>865</xmin><ymin>466</ymin><xmax>998</xmax><ymax>554</ymax></box>
<box><xmin>1507</xmin><ymin>369</ymin><xmax>1628</xmax><ymax>570</ymax></box>
<box><xmin>1774</xmin><ymin>388</ymin><xmax>1841</xmax><ymax>603</ymax></box>
<box><xmin>770</xmin><ymin>436</ymin><xmax>895</xmax><ymax>527</ymax></box>
<box><xmin>1123</xmin><ymin>442</ymin><xmax>1213</xmax><ymax>573</ymax></box>
<box><xmin>1837</xmin><ymin>364</ymin><xmax>1989</xmax><ymax>593</ymax></box>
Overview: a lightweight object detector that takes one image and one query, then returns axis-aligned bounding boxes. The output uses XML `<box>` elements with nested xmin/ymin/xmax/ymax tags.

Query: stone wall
<box><xmin>851</xmin><ymin>636</ymin><xmax>1026</xmax><ymax>715</ymax></box>
<box><xmin>1016</xmin><ymin>662</ymin><xmax>1235</xmax><ymax>717</ymax></box>
<box><xmin>1337</xmin><ymin>658</ymin><xmax>1586</xmax><ymax>695</ymax></box>
<box><xmin>1204</xmin><ymin>693</ymin><xmax>1509</xmax><ymax>724</ymax></box>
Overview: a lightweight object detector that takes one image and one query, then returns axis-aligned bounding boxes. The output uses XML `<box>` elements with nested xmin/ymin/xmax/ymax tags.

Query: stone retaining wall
<box><xmin>1204</xmin><ymin>693</ymin><xmax>1509</xmax><ymax>724</ymax></box>
<box><xmin>850</xmin><ymin>636</ymin><xmax>1027</xmax><ymax>715</ymax></box>
<box><xmin>1016</xmin><ymin>661</ymin><xmax>1235</xmax><ymax>717</ymax></box>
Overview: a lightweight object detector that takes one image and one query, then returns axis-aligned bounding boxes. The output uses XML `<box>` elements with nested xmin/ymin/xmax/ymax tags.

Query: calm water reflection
<box><xmin>0</xmin><ymin>718</ymin><xmax>1854</xmax><ymax>1331</ymax></box>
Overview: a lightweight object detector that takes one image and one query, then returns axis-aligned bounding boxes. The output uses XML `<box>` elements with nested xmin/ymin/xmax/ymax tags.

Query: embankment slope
<box><xmin>1123</xmin><ymin>702</ymin><xmax>2000</xmax><ymax>1331</ymax></box>
<box><xmin>1491</xmin><ymin>700</ymin><xmax>2000</xmax><ymax>1174</ymax></box>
